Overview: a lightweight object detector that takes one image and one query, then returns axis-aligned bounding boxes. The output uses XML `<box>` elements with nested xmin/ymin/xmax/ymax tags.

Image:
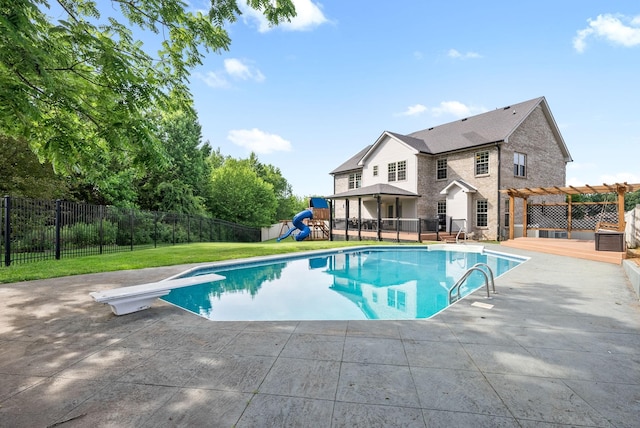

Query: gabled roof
<box><xmin>357</xmin><ymin>131</ymin><xmax>424</xmax><ymax>166</ymax></box>
<box><xmin>326</xmin><ymin>183</ymin><xmax>419</xmax><ymax>199</ymax></box>
<box><xmin>330</xmin><ymin>97</ymin><xmax>572</xmax><ymax>175</ymax></box>
<box><xmin>439</xmin><ymin>180</ymin><xmax>478</xmax><ymax>195</ymax></box>
<box><xmin>330</xmin><ymin>145</ymin><xmax>372</xmax><ymax>174</ymax></box>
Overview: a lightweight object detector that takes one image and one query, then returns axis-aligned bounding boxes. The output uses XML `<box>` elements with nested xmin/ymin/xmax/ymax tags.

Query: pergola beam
<box><xmin>500</xmin><ymin>182</ymin><xmax>640</xmax><ymax>239</ymax></box>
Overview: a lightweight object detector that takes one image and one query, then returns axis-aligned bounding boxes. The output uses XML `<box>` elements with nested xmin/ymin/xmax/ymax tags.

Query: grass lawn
<box><xmin>0</xmin><ymin>240</ymin><xmax>422</xmax><ymax>284</ymax></box>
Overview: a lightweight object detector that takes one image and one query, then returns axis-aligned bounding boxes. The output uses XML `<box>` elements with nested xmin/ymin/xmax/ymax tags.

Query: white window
<box><xmin>388</xmin><ymin>162</ymin><xmax>396</xmax><ymax>182</ymax></box>
<box><xmin>348</xmin><ymin>172</ymin><xmax>361</xmax><ymax>189</ymax></box>
<box><xmin>514</xmin><ymin>152</ymin><xmax>526</xmax><ymax>177</ymax></box>
<box><xmin>475</xmin><ymin>151</ymin><xmax>489</xmax><ymax>175</ymax></box>
<box><xmin>476</xmin><ymin>199</ymin><xmax>488</xmax><ymax>227</ymax></box>
<box><xmin>388</xmin><ymin>161</ymin><xmax>406</xmax><ymax>182</ymax></box>
<box><xmin>397</xmin><ymin>160</ymin><xmax>407</xmax><ymax>181</ymax></box>
<box><xmin>437</xmin><ymin>158</ymin><xmax>447</xmax><ymax>180</ymax></box>
<box><xmin>373</xmin><ymin>165</ymin><xmax>378</xmax><ymax>177</ymax></box>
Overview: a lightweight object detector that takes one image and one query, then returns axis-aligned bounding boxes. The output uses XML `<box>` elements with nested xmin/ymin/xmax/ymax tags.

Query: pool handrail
<box><xmin>448</xmin><ymin>263</ymin><xmax>495</xmax><ymax>304</ymax></box>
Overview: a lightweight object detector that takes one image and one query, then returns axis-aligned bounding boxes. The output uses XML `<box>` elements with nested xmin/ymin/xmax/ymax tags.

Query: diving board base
<box><xmin>89</xmin><ymin>273</ymin><xmax>225</xmax><ymax>315</ymax></box>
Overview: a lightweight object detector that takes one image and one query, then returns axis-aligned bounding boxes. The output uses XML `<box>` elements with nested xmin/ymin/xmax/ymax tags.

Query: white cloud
<box><xmin>192</xmin><ymin>71</ymin><xmax>229</xmax><ymax>88</ymax></box>
<box><xmin>573</xmin><ymin>13</ymin><xmax>640</xmax><ymax>53</ymax></box>
<box><xmin>240</xmin><ymin>0</ymin><xmax>328</xmax><ymax>33</ymax></box>
<box><xmin>224</xmin><ymin>58</ymin><xmax>265</xmax><ymax>82</ymax></box>
<box><xmin>598</xmin><ymin>172</ymin><xmax>640</xmax><ymax>185</ymax></box>
<box><xmin>448</xmin><ymin>49</ymin><xmax>482</xmax><ymax>59</ymax></box>
<box><xmin>194</xmin><ymin>58</ymin><xmax>264</xmax><ymax>88</ymax></box>
<box><xmin>396</xmin><ymin>104</ymin><xmax>427</xmax><ymax>117</ymax></box>
<box><xmin>431</xmin><ymin>101</ymin><xmax>486</xmax><ymax>118</ymax></box>
<box><xmin>228</xmin><ymin>128</ymin><xmax>292</xmax><ymax>154</ymax></box>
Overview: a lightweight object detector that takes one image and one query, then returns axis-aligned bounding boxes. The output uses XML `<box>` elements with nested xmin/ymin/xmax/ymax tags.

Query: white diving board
<box><xmin>89</xmin><ymin>273</ymin><xmax>225</xmax><ymax>316</ymax></box>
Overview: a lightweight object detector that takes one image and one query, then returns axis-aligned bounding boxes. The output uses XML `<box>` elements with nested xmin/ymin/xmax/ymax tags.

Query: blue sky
<box><xmin>132</xmin><ymin>1</ymin><xmax>640</xmax><ymax>196</ymax></box>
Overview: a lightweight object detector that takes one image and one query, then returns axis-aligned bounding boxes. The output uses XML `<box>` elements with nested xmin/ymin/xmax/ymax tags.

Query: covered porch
<box><xmin>327</xmin><ymin>184</ymin><xmax>442</xmax><ymax>242</ymax></box>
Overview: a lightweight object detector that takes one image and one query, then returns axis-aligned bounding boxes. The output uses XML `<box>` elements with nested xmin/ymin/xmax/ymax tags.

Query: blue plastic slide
<box><xmin>277</xmin><ymin>209</ymin><xmax>313</xmax><ymax>242</ymax></box>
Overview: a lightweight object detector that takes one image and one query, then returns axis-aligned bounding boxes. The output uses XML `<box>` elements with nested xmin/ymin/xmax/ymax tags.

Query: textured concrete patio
<box><xmin>0</xmin><ymin>244</ymin><xmax>639</xmax><ymax>427</ymax></box>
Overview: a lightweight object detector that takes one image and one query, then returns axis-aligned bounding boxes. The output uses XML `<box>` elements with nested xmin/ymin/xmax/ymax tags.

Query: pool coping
<box><xmin>1</xmin><ymin>243</ymin><xmax>638</xmax><ymax>427</ymax></box>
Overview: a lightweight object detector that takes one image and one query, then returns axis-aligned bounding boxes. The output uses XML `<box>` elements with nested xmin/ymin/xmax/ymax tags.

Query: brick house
<box><xmin>328</xmin><ymin>97</ymin><xmax>573</xmax><ymax>240</ymax></box>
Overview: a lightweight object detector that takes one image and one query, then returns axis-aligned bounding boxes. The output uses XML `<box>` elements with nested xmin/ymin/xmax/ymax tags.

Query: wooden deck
<box><xmin>501</xmin><ymin>237</ymin><xmax>626</xmax><ymax>265</ymax></box>
<box><xmin>336</xmin><ymin>229</ymin><xmax>461</xmax><ymax>243</ymax></box>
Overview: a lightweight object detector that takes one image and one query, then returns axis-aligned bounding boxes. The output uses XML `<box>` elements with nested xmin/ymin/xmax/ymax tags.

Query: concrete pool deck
<box><xmin>0</xmin><ymin>244</ymin><xmax>639</xmax><ymax>427</ymax></box>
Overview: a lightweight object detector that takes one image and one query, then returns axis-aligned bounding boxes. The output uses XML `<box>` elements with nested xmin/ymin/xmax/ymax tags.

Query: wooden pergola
<box><xmin>501</xmin><ymin>182</ymin><xmax>640</xmax><ymax>240</ymax></box>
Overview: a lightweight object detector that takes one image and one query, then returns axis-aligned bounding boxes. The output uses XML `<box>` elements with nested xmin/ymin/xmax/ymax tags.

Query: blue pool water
<box><xmin>161</xmin><ymin>246</ymin><xmax>525</xmax><ymax>321</ymax></box>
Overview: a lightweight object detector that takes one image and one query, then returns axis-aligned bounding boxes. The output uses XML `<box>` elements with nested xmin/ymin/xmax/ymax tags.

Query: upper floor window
<box><xmin>514</xmin><ymin>152</ymin><xmax>526</xmax><ymax>177</ymax></box>
<box><xmin>348</xmin><ymin>172</ymin><xmax>361</xmax><ymax>189</ymax></box>
<box><xmin>437</xmin><ymin>158</ymin><xmax>447</xmax><ymax>180</ymax></box>
<box><xmin>475</xmin><ymin>151</ymin><xmax>489</xmax><ymax>175</ymax></box>
<box><xmin>387</xmin><ymin>161</ymin><xmax>406</xmax><ymax>182</ymax></box>
<box><xmin>476</xmin><ymin>199</ymin><xmax>488</xmax><ymax>227</ymax></box>
<box><xmin>372</xmin><ymin>165</ymin><xmax>378</xmax><ymax>177</ymax></box>
<box><xmin>397</xmin><ymin>160</ymin><xmax>407</xmax><ymax>181</ymax></box>
<box><xmin>388</xmin><ymin>162</ymin><xmax>397</xmax><ymax>181</ymax></box>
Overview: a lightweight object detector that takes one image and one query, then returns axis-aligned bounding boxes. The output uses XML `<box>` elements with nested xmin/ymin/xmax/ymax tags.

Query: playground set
<box><xmin>277</xmin><ymin>198</ymin><xmax>330</xmax><ymax>242</ymax></box>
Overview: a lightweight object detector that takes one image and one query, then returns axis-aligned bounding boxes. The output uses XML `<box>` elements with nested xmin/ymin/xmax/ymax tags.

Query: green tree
<box><xmin>137</xmin><ymin>110</ymin><xmax>213</xmax><ymax>214</ymax></box>
<box><xmin>0</xmin><ymin>0</ymin><xmax>295</xmax><ymax>179</ymax></box>
<box><xmin>243</xmin><ymin>152</ymin><xmax>301</xmax><ymax>220</ymax></box>
<box><xmin>208</xmin><ymin>158</ymin><xmax>277</xmax><ymax>227</ymax></box>
<box><xmin>0</xmin><ymin>135</ymin><xmax>69</xmax><ymax>199</ymax></box>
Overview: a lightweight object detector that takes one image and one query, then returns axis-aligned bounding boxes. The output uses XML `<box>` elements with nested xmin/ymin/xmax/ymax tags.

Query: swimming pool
<box><xmin>161</xmin><ymin>245</ymin><xmax>526</xmax><ymax>321</ymax></box>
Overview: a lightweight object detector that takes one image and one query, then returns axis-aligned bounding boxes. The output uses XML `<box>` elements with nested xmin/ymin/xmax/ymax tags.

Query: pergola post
<box><xmin>617</xmin><ymin>185</ymin><xmax>626</xmax><ymax>232</ymax></box>
<box><xmin>567</xmin><ymin>196</ymin><xmax>573</xmax><ymax>239</ymax></box>
<box><xmin>522</xmin><ymin>197</ymin><xmax>528</xmax><ymax>238</ymax></box>
<box><xmin>508</xmin><ymin>194</ymin><xmax>515</xmax><ymax>240</ymax></box>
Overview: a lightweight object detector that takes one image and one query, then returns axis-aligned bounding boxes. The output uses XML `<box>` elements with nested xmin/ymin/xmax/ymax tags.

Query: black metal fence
<box><xmin>1</xmin><ymin>196</ymin><xmax>261</xmax><ymax>267</ymax></box>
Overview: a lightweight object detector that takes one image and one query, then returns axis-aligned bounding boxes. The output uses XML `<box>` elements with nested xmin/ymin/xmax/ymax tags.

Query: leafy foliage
<box><xmin>0</xmin><ymin>0</ymin><xmax>295</xmax><ymax>177</ymax></box>
<box><xmin>0</xmin><ymin>135</ymin><xmax>70</xmax><ymax>199</ymax></box>
<box><xmin>208</xmin><ymin>158</ymin><xmax>278</xmax><ymax>227</ymax></box>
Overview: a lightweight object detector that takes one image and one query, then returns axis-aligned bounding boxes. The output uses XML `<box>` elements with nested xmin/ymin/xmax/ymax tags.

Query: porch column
<box><xmin>395</xmin><ymin>197</ymin><xmax>400</xmax><ymax>242</ymax></box>
<box><xmin>329</xmin><ymin>200</ymin><xmax>333</xmax><ymax>241</ymax></box>
<box><xmin>345</xmin><ymin>199</ymin><xmax>349</xmax><ymax>241</ymax></box>
<box><xmin>376</xmin><ymin>195</ymin><xmax>382</xmax><ymax>241</ymax></box>
<box><xmin>357</xmin><ymin>197</ymin><xmax>362</xmax><ymax>241</ymax></box>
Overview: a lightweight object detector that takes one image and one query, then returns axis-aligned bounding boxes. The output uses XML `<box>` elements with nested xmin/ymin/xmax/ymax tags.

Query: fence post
<box><xmin>418</xmin><ymin>218</ymin><xmax>422</xmax><ymax>243</ymax></box>
<box><xmin>130</xmin><ymin>209</ymin><xmax>134</xmax><ymax>251</ymax></box>
<box><xmin>99</xmin><ymin>205</ymin><xmax>104</xmax><ymax>255</ymax></box>
<box><xmin>187</xmin><ymin>215</ymin><xmax>191</xmax><ymax>243</ymax></box>
<box><xmin>55</xmin><ymin>199</ymin><xmax>61</xmax><ymax>260</ymax></box>
<box><xmin>4</xmin><ymin>196</ymin><xmax>11</xmax><ymax>266</ymax></box>
<box><xmin>172</xmin><ymin>217</ymin><xmax>176</xmax><ymax>245</ymax></box>
<box><xmin>154</xmin><ymin>212</ymin><xmax>158</xmax><ymax>248</ymax></box>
